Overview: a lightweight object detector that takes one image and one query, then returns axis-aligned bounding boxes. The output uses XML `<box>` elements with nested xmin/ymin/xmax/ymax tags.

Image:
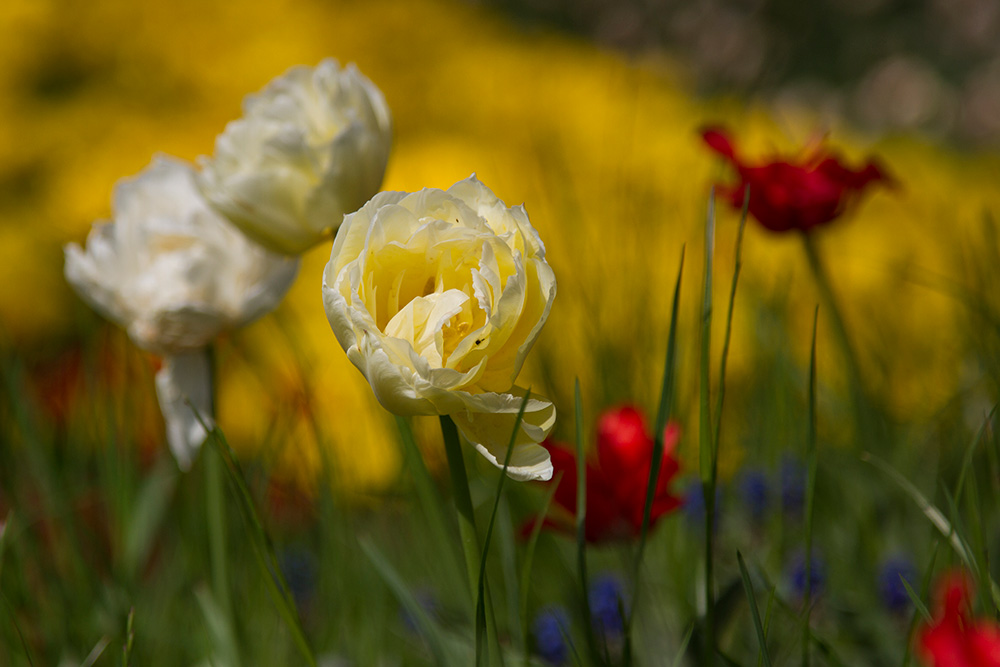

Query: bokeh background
<box><xmin>6</xmin><ymin>1</ymin><xmax>1000</xmax><ymax>665</ymax></box>
<box><xmin>3</xmin><ymin>0</ymin><xmax>999</xmax><ymax>492</ymax></box>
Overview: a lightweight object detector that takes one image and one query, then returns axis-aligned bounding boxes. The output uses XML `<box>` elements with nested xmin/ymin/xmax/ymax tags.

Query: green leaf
<box><xmin>737</xmin><ymin>551</ymin><xmax>773</xmax><ymax>667</ymax></box>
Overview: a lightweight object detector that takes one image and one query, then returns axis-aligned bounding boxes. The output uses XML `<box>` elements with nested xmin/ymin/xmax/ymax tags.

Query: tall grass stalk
<box><xmin>802</xmin><ymin>307</ymin><xmax>819</xmax><ymax>667</ymax></box>
<box><xmin>574</xmin><ymin>379</ymin><xmax>600</xmax><ymax>664</ymax></box>
<box><xmin>801</xmin><ymin>234</ymin><xmax>877</xmax><ymax>448</ymax></box>
<box><xmin>699</xmin><ymin>190</ymin><xmax>717</xmax><ymax>665</ymax></box>
<box><xmin>625</xmin><ymin>245</ymin><xmax>685</xmax><ymax>664</ymax></box>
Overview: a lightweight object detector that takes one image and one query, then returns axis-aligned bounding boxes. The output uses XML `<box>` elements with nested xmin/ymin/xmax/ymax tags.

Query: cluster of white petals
<box><xmin>322</xmin><ymin>175</ymin><xmax>557</xmax><ymax>481</ymax></box>
<box><xmin>65</xmin><ymin>157</ymin><xmax>299</xmax><ymax>467</ymax></box>
<box><xmin>198</xmin><ymin>59</ymin><xmax>392</xmax><ymax>255</ymax></box>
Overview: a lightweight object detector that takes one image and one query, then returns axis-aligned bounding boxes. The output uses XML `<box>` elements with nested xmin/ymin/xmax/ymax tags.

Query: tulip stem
<box><xmin>699</xmin><ymin>191</ymin><xmax>718</xmax><ymax>666</ymax></box>
<box><xmin>440</xmin><ymin>415</ymin><xmax>500</xmax><ymax>664</ymax></box>
<box><xmin>801</xmin><ymin>235</ymin><xmax>879</xmax><ymax>448</ymax></box>
<box><xmin>440</xmin><ymin>416</ymin><xmax>480</xmax><ymax>598</ymax></box>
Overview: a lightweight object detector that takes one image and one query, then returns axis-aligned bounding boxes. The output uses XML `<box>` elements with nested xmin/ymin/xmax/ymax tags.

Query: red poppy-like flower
<box><xmin>919</xmin><ymin>573</ymin><xmax>1000</xmax><ymax>667</ymax></box>
<box><xmin>539</xmin><ymin>405</ymin><xmax>681</xmax><ymax>543</ymax></box>
<box><xmin>701</xmin><ymin>126</ymin><xmax>893</xmax><ymax>233</ymax></box>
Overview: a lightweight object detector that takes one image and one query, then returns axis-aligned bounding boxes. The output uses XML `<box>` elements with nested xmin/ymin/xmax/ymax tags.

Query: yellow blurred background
<box><xmin>4</xmin><ymin>0</ymin><xmax>999</xmax><ymax>493</ymax></box>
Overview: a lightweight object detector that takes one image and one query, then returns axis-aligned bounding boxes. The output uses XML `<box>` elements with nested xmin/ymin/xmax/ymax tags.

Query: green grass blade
<box><xmin>1</xmin><ymin>591</ymin><xmax>35</xmax><ymax>666</ymax></box>
<box><xmin>737</xmin><ymin>551</ymin><xmax>773</xmax><ymax>667</ymax></box>
<box><xmin>699</xmin><ymin>188</ymin><xmax>717</xmax><ymax>665</ymax></box>
<box><xmin>122</xmin><ymin>606</ymin><xmax>135</xmax><ymax>667</ymax></box>
<box><xmin>699</xmin><ymin>190</ymin><xmax>716</xmax><ymax>487</ymax></box>
<box><xmin>520</xmin><ymin>471</ymin><xmax>563</xmax><ymax>666</ymax></box>
<box><xmin>627</xmin><ymin>245</ymin><xmax>685</xmax><ymax>649</ymax></box>
<box><xmin>195</xmin><ymin>585</ymin><xmax>240</xmax><ymax>667</ymax></box>
<box><xmin>0</xmin><ymin>512</ymin><xmax>9</xmax><ymax>583</ymax></box>
<box><xmin>941</xmin><ymin>486</ymin><xmax>979</xmax><ymax>577</ymax></box>
<box><xmin>574</xmin><ymin>379</ymin><xmax>599</xmax><ymax>664</ymax></box>
<box><xmin>902</xmin><ymin>542</ymin><xmax>939</xmax><ymax>667</ymax></box>
<box><xmin>359</xmin><ymin>537</ymin><xmax>452</xmax><ymax>666</ymax></box>
<box><xmin>475</xmin><ymin>390</ymin><xmax>530</xmax><ymax>665</ymax></box>
<box><xmin>123</xmin><ymin>458</ymin><xmax>176</xmax><ymax>578</ymax></box>
<box><xmin>802</xmin><ymin>306</ymin><xmax>819</xmax><ymax>667</ymax></box>
<box><xmin>712</xmin><ymin>187</ymin><xmax>748</xmax><ymax>471</ymax></box>
<box><xmin>900</xmin><ymin>577</ymin><xmax>932</xmax><ymax>623</ymax></box>
<box><xmin>757</xmin><ymin>587</ymin><xmax>776</xmax><ymax>667</ymax></box>
<box><xmin>863</xmin><ymin>452</ymin><xmax>976</xmax><ymax>573</ymax></box>
<box><xmin>670</xmin><ymin>622</ymin><xmax>696</xmax><ymax>667</ymax></box>
<box><xmin>199</xmin><ymin>420</ymin><xmax>317</xmax><ymax>667</ymax></box>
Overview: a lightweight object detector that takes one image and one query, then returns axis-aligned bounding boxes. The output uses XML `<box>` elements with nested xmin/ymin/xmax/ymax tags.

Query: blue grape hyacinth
<box><xmin>878</xmin><ymin>555</ymin><xmax>918</xmax><ymax>613</ymax></box>
<box><xmin>738</xmin><ymin>467</ymin><xmax>770</xmax><ymax>522</ymax></box>
<box><xmin>589</xmin><ymin>573</ymin><xmax>627</xmax><ymax>640</ymax></box>
<box><xmin>532</xmin><ymin>606</ymin><xmax>571</xmax><ymax>665</ymax></box>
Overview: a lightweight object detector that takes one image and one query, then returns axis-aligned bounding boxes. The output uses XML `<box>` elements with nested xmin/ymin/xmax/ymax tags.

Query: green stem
<box><xmin>699</xmin><ymin>193</ymin><xmax>717</xmax><ymax>666</ymax></box>
<box><xmin>440</xmin><ymin>415</ymin><xmax>481</xmax><ymax>603</ymax></box>
<box><xmin>801</xmin><ymin>234</ymin><xmax>877</xmax><ymax>446</ymax></box>
<box><xmin>440</xmin><ymin>416</ymin><xmax>500</xmax><ymax>664</ymax></box>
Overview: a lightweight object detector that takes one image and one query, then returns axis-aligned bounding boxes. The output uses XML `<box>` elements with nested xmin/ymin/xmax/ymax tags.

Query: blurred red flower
<box><xmin>920</xmin><ymin>573</ymin><xmax>1000</xmax><ymax>667</ymax></box>
<box><xmin>701</xmin><ymin>127</ymin><xmax>893</xmax><ymax>233</ymax></box>
<box><xmin>539</xmin><ymin>405</ymin><xmax>681</xmax><ymax>543</ymax></box>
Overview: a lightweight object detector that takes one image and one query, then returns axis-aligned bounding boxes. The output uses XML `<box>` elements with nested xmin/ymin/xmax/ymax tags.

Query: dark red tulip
<box><xmin>701</xmin><ymin>126</ymin><xmax>893</xmax><ymax>233</ymax></box>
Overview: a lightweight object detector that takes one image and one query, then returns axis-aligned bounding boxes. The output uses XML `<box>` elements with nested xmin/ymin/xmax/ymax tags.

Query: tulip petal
<box><xmin>154</xmin><ymin>350</ymin><xmax>213</xmax><ymax>470</ymax></box>
<box><xmin>448</xmin><ymin>387</ymin><xmax>556</xmax><ymax>481</ymax></box>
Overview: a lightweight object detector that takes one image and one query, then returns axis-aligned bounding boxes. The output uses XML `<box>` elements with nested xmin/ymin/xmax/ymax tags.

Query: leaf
<box><xmin>737</xmin><ymin>551</ymin><xmax>773</xmax><ymax>667</ymax></box>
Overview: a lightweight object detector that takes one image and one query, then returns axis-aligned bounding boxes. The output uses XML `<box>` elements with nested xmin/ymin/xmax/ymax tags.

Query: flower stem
<box><xmin>699</xmin><ymin>192</ymin><xmax>717</xmax><ymax>666</ymax></box>
<box><xmin>439</xmin><ymin>415</ymin><xmax>500</xmax><ymax>664</ymax></box>
<box><xmin>440</xmin><ymin>415</ymin><xmax>481</xmax><ymax>601</ymax></box>
<box><xmin>801</xmin><ymin>235</ymin><xmax>880</xmax><ymax>447</ymax></box>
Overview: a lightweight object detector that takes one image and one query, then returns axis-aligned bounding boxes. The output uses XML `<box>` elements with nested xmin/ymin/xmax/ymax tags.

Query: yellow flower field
<box><xmin>2</xmin><ymin>0</ymin><xmax>998</xmax><ymax>493</ymax></box>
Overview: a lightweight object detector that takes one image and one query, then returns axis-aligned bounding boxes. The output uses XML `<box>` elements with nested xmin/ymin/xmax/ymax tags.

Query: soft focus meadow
<box><xmin>3</xmin><ymin>0</ymin><xmax>1000</xmax><ymax>665</ymax></box>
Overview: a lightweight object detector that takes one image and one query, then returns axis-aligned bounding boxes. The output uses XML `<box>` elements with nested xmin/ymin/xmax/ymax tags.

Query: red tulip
<box><xmin>700</xmin><ymin>126</ymin><xmax>893</xmax><ymax>233</ymax></box>
<box><xmin>539</xmin><ymin>405</ymin><xmax>681</xmax><ymax>543</ymax></box>
<box><xmin>919</xmin><ymin>573</ymin><xmax>1000</xmax><ymax>667</ymax></box>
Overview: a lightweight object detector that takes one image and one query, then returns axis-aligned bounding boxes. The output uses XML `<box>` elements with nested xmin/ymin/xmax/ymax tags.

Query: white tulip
<box><xmin>322</xmin><ymin>175</ymin><xmax>557</xmax><ymax>481</ymax></box>
<box><xmin>198</xmin><ymin>59</ymin><xmax>393</xmax><ymax>255</ymax></box>
<box><xmin>65</xmin><ymin>156</ymin><xmax>299</xmax><ymax>468</ymax></box>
